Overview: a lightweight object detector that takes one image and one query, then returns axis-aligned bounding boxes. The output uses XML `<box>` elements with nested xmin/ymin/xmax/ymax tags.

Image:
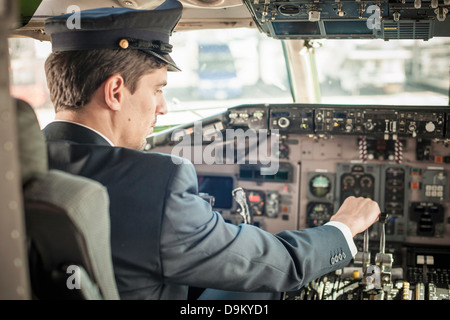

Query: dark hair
<box><xmin>45</xmin><ymin>49</ymin><xmax>166</xmax><ymax>112</ymax></box>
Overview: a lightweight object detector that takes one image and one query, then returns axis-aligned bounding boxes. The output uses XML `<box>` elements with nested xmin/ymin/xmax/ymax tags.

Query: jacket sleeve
<box><xmin>159</xmin><ymin>158</ymin><xmax>353</xmax><ymax>293</ymax></box>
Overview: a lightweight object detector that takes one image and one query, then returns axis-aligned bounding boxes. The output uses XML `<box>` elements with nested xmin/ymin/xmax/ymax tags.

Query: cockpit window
<box><xmin>8</xmin><ymin>28</ymin><xmax>292</xmax><ymax>130</ymax></box>
<box><xmin>161</xmin><ymin>28</ymin><xmax>292</xmax><ymax>130</ymax></box>
<box><xmin>8</xmin><ymin>31</ymin><xmax>449</xmax><ymax>130</ymax></box>
<box><xmin>9</xmin><ymin>38</ymin><xmax>52</xmax><ymax>128</ymax></box>
<box><xmin>314</xmin><ymin>38</ymin><xmax>450</xmax><ymax>106</ymax></box>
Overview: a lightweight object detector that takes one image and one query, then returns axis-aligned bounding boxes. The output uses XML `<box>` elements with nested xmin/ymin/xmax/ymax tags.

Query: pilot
<box><xmin>42</xmin><ymin>0</ymin><xmax>380</xmax><ymax>300</ymax></box>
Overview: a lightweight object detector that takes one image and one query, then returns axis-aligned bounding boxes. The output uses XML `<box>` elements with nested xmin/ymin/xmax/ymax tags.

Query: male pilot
<box><xmin>42</xmin><ymin>0</ymin><xmax>381</xmax><ymax>299</ymax></box>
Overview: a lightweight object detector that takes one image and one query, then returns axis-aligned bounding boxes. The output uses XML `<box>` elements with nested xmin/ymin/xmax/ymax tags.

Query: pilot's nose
<box><xmin>157</xmin><ymin>95</ymin><xmax>168</xmax><ymax>116</ymax></box>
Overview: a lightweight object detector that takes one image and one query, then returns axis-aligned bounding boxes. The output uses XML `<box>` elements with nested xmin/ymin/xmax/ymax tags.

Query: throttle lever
<box><xmin>354</xmin><ymin>228</ymin><xmax>371</xmax><ymax>273</ymax></box>
<box><xmin>355</xmin><ymin>212</ymin><xmax>394</xmax><ymax>291</ymax></box>
<box><xmin>232</xmin><ymin>187</ymin><xmax>251</xmax><ymax>224</ymax></box>
<box><xmin>375</xmin><ymin>212</ymin><xmax>394</xmax><ymax>284</ymax></box>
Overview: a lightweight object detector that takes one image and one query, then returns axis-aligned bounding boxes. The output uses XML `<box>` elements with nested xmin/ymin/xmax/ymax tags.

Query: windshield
<box><xmin>8</xmin><ymin>29</ymin><xmax>449</xmax><ymax>130</ymax></box>
<box><xmin>161</xmin><ymin>28</ymin><xmax>292</xmax><ymax>129</ymax></box>
<box><xmin>314</xmin><ymin>38</ymin><xmax>450</xmax><ymax>106</ymax></box>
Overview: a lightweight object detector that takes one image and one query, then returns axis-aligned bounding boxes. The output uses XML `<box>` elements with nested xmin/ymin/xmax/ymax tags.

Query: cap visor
<box><xmin>141</xmin><ymin>49</ymin><xmax>181</xmax><ymax>72</ymax></box>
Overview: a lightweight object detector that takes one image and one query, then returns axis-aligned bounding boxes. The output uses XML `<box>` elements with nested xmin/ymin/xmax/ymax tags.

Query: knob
<box><xmin>278</xmin><ymin>117</ymin><xmax>290</xmax><ymax>128</ymax></box>
<box><xmin>345</xmin><ymin>123</ymin><xmax>353</xmax><ymax>132</ymax></box>
<box><xmin>316</xmin><ymin>114</ymin><xmax>323</xmax><ymax>122</ymax></box>
<box><xmin>425</xmin><ymin>121</ymin><xmax>436</xmax><ymax>133</ymax></box>
<box><xmin>365</xmin><ymin>121</ymin><xmax>374</xmax><ymax>131</ymax></box>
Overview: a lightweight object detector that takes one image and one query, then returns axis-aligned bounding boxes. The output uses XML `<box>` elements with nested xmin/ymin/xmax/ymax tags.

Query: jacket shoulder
<box><xmin>133</xmin><ymin>150</ymin><xmax>193</xmax><ymax>168</ymax></box>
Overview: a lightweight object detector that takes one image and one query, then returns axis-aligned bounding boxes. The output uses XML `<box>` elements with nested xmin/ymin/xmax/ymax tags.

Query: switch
<box><xmin>309</xmin><ymin>10</ymin><xmax>321</xmax><ymax>22</ymax></box>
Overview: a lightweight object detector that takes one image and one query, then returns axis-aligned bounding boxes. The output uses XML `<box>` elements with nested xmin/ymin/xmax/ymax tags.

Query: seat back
<box><xmin>16</xmin><ymin>99</ymin><xmax>119</xmax><ymax>300</ymax></box>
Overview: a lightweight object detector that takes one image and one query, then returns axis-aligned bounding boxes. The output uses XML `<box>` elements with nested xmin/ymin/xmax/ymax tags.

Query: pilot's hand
<box><xmin>330</xmin><ymin>196</ymin><xmax>380</xmax><ymax>237</ymax></box>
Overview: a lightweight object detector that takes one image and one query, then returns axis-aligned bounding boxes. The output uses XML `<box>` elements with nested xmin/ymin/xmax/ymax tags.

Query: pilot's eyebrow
<box><xmin>157</xmin><ymin>80</ymin><xmax>168</xmax><ymax>87</ymax></box>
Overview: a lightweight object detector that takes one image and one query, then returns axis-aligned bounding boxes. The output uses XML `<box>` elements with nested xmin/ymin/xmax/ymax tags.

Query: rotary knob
<box><xmin>364</xmin><ymin>121</ymin><xmax>374</xmax><ymax>131</ymax></box>
<box><xmin>278</xmin><ymin>117</ymin><xmax>290</xmax><ymax>128</ymax></box>
<box><xmin>316</xmin><ymin>114</ymin><xmax>323</xmax><ymax>122</ymax></box>
<box><xmin>345</xmin><ymin>123</ymin><xmax>353</xmax><ymax>132</ymax></box>
<box><xmin>425</xmin><ymin>121</ymin><xmax>436</xmax><ymax>133</ymax></box>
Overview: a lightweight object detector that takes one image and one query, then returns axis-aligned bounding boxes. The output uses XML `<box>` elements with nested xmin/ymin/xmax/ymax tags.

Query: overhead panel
<box><xmin>243</xmin><ymin>0</ymin><xmax>450</xmax><ymax>40</ymax></box>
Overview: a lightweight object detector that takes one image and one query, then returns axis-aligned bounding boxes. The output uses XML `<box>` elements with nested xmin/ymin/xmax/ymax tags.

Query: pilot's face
<box><xmin>123</xmin><ymin>66</ymin><xmax>168</xmax><ymax>150</ymax></box>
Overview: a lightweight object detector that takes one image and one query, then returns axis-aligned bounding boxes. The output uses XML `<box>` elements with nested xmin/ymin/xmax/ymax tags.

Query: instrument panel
<box><xmin>148</xmin><ymin>103</ymin><xmax>450</xmax><ymax>300</ymax></box>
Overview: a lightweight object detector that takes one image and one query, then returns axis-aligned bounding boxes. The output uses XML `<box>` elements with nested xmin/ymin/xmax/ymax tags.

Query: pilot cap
<box><xmin>44</xmin><ymin>0</ymin><xmax>182</xmax><ymax>71</ymax></box>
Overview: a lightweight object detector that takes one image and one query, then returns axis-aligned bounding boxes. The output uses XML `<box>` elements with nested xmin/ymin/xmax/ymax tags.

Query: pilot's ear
<box><xmin>103</xmin><ymin>74</ymin><xmax>125</xmax><ymax>111</ymax></box>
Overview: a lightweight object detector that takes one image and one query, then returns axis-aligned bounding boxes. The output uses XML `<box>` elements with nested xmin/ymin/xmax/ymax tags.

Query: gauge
<box><xmin>341</xmin><ymin>174</ymin><xmax>355</xmax><ymax>190</ymax></box>
<box><xmin>359</xmin><ymin>175</ymin><xmax>374</xmax><ymax>188</ymax></box>
<box><xmin>306</xmin><ymin>202</ymin><xmax>334</xmax><ymax>227</ymax></box>
<box><xmin>309</xmin><ymin>174</ymin><xmax>331</xmax><ymax>198</ymax></box>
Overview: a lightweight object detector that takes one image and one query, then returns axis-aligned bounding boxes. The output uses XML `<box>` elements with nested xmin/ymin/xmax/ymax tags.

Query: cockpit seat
<box><xmin>16</xmin><ymin>98</ymin><xmax>119</xmax><ymax>300</ymax></box>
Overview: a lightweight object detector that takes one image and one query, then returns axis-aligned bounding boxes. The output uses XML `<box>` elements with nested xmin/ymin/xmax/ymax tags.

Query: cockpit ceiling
<box><xmin>11</xmin><ymin>0</ymin><xmax>450</xmax><ymax>41</ymax></box>
<box><xmin>12</xmin><ymin>0</ymin><xmax>255</xmax><ymax>41</ymax></box>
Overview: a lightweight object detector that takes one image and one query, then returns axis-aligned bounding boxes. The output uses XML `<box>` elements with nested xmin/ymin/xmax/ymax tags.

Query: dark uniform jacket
<box><xmin>43</xmin><ymin>121</ymin><xmax>353</xmax><ymax>300</ymax></box>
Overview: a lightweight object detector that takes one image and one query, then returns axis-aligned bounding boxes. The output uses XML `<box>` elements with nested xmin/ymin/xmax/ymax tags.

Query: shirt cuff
<box><xmin>325</xmin><ymin>221</ymin><xmax>358</xmax><ymax>258</ymax></box>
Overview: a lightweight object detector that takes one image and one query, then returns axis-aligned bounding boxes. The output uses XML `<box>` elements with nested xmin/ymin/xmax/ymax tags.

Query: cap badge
<box><xmin>119</xmin><ymin>39</ymin><xmax>129</xmax><ymax>49</ymax></box>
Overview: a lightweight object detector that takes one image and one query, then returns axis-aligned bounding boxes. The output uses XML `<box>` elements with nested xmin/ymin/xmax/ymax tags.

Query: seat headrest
<box><xmin>15</xmin><ymin>99</ymin><xmax>48</xmax><ymax>185</ymax></box>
